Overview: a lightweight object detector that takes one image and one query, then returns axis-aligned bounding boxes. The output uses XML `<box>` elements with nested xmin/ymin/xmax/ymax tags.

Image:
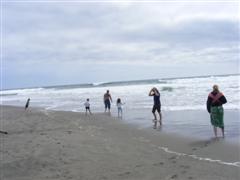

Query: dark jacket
<box><xmin>206</xmin><ymin>91</ymin><xmax>227</xmax><ymax>113</ymax></box>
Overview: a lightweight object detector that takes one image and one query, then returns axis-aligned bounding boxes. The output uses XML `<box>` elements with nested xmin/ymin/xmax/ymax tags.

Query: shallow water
<box><xmin>119</xmin><ymin>108</ymin><xmax>240</xmax><ymax>144</ymax></box>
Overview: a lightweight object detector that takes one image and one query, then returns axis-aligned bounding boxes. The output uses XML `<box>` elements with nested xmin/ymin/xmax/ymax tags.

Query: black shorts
<box><xmin>104</xmin><ymin>100</ymin><xmax>111</xmax><ymax>109</ymax></box>
<box><xmin>85</xmin><ymin>107</ymin><xmax>90</xmax><ymax>110</ymax></box>
<box><xmin>152</xmin><ymin>104</ymin><xmax>161</xmax><ymax>113</ymax></box>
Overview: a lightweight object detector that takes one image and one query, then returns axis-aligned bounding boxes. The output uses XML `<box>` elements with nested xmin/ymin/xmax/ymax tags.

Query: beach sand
<box><xmin>0</xmin><ymin>105</ymin><xmax>239</xmax><ymax>180</ymax></box>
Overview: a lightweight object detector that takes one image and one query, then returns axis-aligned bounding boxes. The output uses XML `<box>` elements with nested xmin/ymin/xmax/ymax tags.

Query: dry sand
<box><xmin>0</xmin><ymin>105</ymin><xmax>239</xmax><ymax>180</ymax></box>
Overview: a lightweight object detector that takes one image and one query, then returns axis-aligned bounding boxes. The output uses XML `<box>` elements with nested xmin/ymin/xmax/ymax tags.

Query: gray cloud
<box><xmin>2</xmin><ymin>2</ymin><xmax>239</xmax><ymax>88</ymax></box>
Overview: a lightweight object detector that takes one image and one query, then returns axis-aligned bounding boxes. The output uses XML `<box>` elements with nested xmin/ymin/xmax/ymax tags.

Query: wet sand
<box><xmin>0</xmin><ymin>105</ymin><xmax>239</xmax><ymax>180</ymax></box>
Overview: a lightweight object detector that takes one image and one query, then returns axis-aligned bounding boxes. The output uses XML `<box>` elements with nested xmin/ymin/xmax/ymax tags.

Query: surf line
<box><xmin>158</xmin><ymin>146</ymin><xmax>240</xmax><ymax>167</ymax></box>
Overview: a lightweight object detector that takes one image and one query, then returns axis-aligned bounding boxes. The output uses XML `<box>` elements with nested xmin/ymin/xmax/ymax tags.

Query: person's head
<box><xmin>86</xmin><ymin>98</ymin><xmax>89</xmax><ymax>101</ymax></box>
<box><xmin>117</xmin><ymin>98</ymin><xmax>121</xmax><ymax>103</ymax></box>
<box><xmin>213</xmin><ymin>85</ymin><xmax>219</xmax><ymax>93</ymax></box>
<box><xmin>106</xmin><ymin>90</ymin><xmax>109</xmax><ymax>93</ymax></box>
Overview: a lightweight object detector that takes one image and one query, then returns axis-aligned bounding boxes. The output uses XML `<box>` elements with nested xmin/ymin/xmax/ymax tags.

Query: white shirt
<box><xmin>84</xmin><ymin>101</ymin><xmax>90</xmax><ymax>107</ymax></box>
<box><xmin>117</xmin><ymin>102</ymin><xmax>123</xmax><ymax>108</ymax></box>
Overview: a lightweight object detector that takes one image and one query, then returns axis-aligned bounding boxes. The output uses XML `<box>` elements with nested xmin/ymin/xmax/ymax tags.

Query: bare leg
<box><xmin>158</xmin><ymin>112</ymin><xmax>162</xmax><ymax>126</ymax></box>
<box><xmin>118</xmin><ymin>108</ymin><xmax>122</xmax><ymax>118</ymax></box>
<box><xmin>88</xmin><ymin>109</ymin><xmax>92</xmax><ymax>115</ymax></box>
<box><xmin>153</xmin><ymin>121</ymin><xmax>157</xmax><ymax>129</ymax></box>
<box><xmin>221</xmin><ymin>127</ymin><xmax>224</xmax><ymax>138</ymax></box>
<box><xmin>153</xmin><ymin>112</ymin><xmax>157</xmax><ymax>121</ymax></box>
<box><xmin>213</xmin><ymin>126</ymin><xmax>217</xmax><ymax>137</ymax></box>
<box><xmin>153</xmin><ymin>113</ymin><xmax>157</xmax><ymax>128</ymax></box>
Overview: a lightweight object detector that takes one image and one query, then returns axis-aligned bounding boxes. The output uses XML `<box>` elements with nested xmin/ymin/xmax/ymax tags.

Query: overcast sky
<box><xmin>2</xmin><ymin>0</ymin><xmax>239</xmax><ymax>89</ymax></box>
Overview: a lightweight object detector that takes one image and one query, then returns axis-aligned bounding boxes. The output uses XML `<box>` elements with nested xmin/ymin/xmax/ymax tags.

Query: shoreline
<box><xmin>1</xmin><ymin>105</ymin><xmax>239</xmax><ymax>180</ymax></box>
<box><xmin>2</xmin><ymin>104</ymin><xmax>240</xmax><ymax>143</ymax></box>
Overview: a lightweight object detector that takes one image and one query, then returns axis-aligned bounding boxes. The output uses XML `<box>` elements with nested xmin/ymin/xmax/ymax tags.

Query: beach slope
<box><xmin>0</xmin><ymin>106</ymin><xmax>239</xmax><ymax>180</ymax></box>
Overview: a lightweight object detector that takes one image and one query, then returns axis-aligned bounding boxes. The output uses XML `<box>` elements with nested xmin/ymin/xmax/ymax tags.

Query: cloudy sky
<box><xmin>2</xmin><ymin>0</ymin><xmax>239</xmax><ymax>89</ymax></box>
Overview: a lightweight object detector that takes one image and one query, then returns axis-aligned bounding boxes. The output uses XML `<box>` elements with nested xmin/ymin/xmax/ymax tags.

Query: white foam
<box><xmin>158</xmin><ymin>146</ymin><xmax>240</xmax><ymax>167</ymax></box>
<box><xmin>1</xmin><ymin>75</ymin><xmax>239</xmax><ymax>114</ymax></box>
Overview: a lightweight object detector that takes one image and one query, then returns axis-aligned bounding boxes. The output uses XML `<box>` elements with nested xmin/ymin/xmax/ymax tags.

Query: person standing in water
<box><xmin>207</xmin><ymin>85</ymin><xmax>227</xmax><ymax>138</ymax></box>
<box><xmin>84</xmin><ymin>98</ymin><xmax>92</xmax><ymax>115</ymax></box>
<box><xmin>116</xmin><ymin>98</ymin><xmax>124</xmax><ymax>118</ymax></box>
<box><xmin>149</xmin><ymin>87</ymin><xmax>162</xmax><ymax>129</ymax></box>
<box><xmin>25</xmin><ymin>98</ymin><xmax>30</xmax><ymax>110</ymax></box>
<box><xmin>103</xmin><ymin>90</ymin><xmax>112</xmax><ymax>113</ymax></box>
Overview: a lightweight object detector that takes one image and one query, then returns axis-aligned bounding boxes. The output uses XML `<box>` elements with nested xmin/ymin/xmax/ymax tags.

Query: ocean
<box><xmin>1</xmin><ymin>74</ymin><xmax>240</xmax><ymax>142</ymax></box>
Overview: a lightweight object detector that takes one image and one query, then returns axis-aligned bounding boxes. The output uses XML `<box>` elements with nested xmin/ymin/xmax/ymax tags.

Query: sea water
<box><xmin>1</xmin><ymin>74</ymin><xmax>239</xmax><ymax>142</ymax></box>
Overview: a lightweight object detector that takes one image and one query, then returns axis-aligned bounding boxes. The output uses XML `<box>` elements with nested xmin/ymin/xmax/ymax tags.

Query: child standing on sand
<box><xmin>84</xmin><ymin>98</ymin><xmax>92</xmax><ymax>115</ymax></box>
<box><xmin>116</xmin><ymin>98</ymin><xmax>124</xmax><ymax>118</ymax></box>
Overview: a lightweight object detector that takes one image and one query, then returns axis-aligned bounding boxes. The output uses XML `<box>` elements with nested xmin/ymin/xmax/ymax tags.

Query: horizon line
<box><xmin>1</xmin><ymin>73</ymin><xmax>239</xmax><ymax>91</ymax></box>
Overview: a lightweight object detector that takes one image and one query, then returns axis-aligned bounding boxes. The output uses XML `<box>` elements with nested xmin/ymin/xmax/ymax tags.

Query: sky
<box><xmin>1</xmin><ymin>0</ymin><xmax>239</xmax><ymax>89</ymax></box>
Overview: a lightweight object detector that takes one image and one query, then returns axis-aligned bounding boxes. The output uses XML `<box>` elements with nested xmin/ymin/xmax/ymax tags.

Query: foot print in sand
<box><xmin>135</xmin><ymin>164</ymin><xmax>143</xmax><ymax>168</ymax></box>
<box><xmin>41</xmin><ymin>163</ymin><xmax>47</xmax><ymax>168</ymax></box>
<box><xmin>165</xmin><ymin>174</ymin><xmax>178</xmax><ymax>179</ymax></box>
<box><xmin>168</xmin><ymin>156</ymin><xmax>177</xmax><ymax>160</ymax></box>
<box><xmin>118</xmin><ymin>171</ymin><xmax>131</xmax><ymax>177</ymax></box>
<box><xmin>137</xmin><ymin>137</ymin><xmax>150</xmax><ymax>143</ymax></box>
<box><xmin>179</xmin><ymin>165</ymin><xmax>190</xmax><ymax>175</ymax></box>
<box><xmin>181</xmin><ymin>170</ymin><xmax>187</xmax><ymax>174</ymax></box>
<box><xmin>67</xmin><ymin>130</ymin><xmax>72</xmax><ymax>134</ymax></box>
<box><xmin>179</xmin><ymin>165</ymin><xmax>190</xmax><ymax>169</ymax></box>
<box><xmin>99</xmin><ymin>176</ymin><xmax>108</xmax><ymax>180</ymax></box>
<box><xmin>153</xmin><ymin>162</ymin><xmax>164</xmax><ymax>166</ymax></box>
<box><xmin>191</xmin><ymin>138</ymin><xmax>219</xmax><ymax>149</ymax></box>
<box><xmin>168</xmin><ymin>156</ymin><xmax>177</xmax><ymax>164</ymax></box>
<box><xmin>171</xmin><ymin>174</ymin><xmax>178</xmax><ymax>179</ymax></box>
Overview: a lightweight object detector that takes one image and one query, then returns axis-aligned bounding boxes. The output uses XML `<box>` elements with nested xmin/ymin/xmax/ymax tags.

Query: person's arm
<box><xmin>219</xmin><ymin>95</ymin><xmax>227</xmax><ymax>105</ymax></box>
<box><xmin>149</xmin><ymin>89</ymin><xmax>154</xmax><ymax>96</ymax></box>
<box><xmin>206</xmin><ymin>97</ymin><xmax>211</xmax><ymax>113</ymax></box>
<box><xmin>154</xmin><ymin>90</ymin><xmax>160</xmax><ymax>96</ymax></box>
<box><xmin>110</xmin><ymin>95</ymin><xmax>112</xmax><ymax>102</ymax></box>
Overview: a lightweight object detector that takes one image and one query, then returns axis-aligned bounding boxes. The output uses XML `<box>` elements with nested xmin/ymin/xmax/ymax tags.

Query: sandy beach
<box><xmin>0</xmin><ymin>105</ymin><xmax>239</xmax><ymax>180</ymax></box>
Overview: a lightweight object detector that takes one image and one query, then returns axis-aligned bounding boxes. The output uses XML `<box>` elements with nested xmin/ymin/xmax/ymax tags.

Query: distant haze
<box><xmin>2</xmin><ymin>1</ymin><xmax>239</xmax><ymax>89</ymax></box>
